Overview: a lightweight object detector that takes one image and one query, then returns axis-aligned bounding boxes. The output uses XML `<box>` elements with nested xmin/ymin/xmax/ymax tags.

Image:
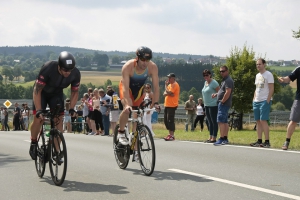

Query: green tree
<box><xmin>104</xmin><ymin>79</ymin><xmax>113</xmax><ymax>88</ymax></box>
<box><xmin>188</xmin><ymin>87</ymin><xmax>201</xmax><ymax>102</ymax></box>
<box><xmin>8</xmin><ymin>74</ymin><xmax>14</xmax><ymax>83</ymax></box>
<box><xmin>13</xmin><ymin>66</ymin><xmax>23</xmax><ymax>82</ymax></box>
<box><xmin>213</xmin><ymin>45</ymin><xmax>280</xmax><ymax>130</ymax></box>
<box><xmin>273</xmin><ymin>85</ymin><xmax>294</xmax><ymax>110</ymax></box>
<box><xmin>24</xmin><ymin>86</ymin><xmax>34</xmax><ymax>98</ymax></box>
<box><xmin>292</xmin><ymin>27</ymin><xmax>300</xmax><ymax>40</ymax></box>
<box><xmin>78</xmin><ymin>84</ymin><xmax>88</xmax><ymax>100</ymax></box>
<box><xmin>2</xmin><ymin>66</ymin><xmax>12</xmax><ymax>84</ymax></box>
<box><xmin>111</xmin><ymin>55</ymin><xmax>120</xmax><ymax>64</ymax></box>
<box><xmin>180</xmin><ymin>90</ymin><xmax>189</xmax><ymax>104</ymax></box>
<box><xmin>271</xmin><ymin>102</ymin><xmax>286</xmax><ymax>111</ymax></box>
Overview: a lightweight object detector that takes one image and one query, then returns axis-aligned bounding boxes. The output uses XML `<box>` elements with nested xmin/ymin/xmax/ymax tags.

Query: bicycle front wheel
<box><xmin>48</xmin><ymin>129</ymin><xmax>67</xmax><ymax>186</ymax></box>
<box><xmin>137</xmin><ymin>125</ymin><xmax>156</xmax><ymax>176</ymax></box>
<box><xmin>35</xmin><ymin>131</ymin><xmax>46</xmax><ymax>178</ymax></box>
<box><xmin>113</xmin><ymin>124</ymin><xmax>130</xmax><ymax>169</ymax></box>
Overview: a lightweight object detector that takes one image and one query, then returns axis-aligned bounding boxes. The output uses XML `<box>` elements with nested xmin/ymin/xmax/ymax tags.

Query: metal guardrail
<box><xmin>158</xmin><ymin>107</ymin><xmax>291</xmax><ymax>126</ymax></box>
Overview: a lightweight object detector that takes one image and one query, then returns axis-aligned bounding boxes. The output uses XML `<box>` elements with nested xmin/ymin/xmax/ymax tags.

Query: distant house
<box><xmin>110</xmin><ymin>61</ymin><xmax>126</xmax><ymax>69</ymax></box>
<box><xmin>186</xmin><ymin>60</ymin><xmax>193</xmax><ymax>65</ymax></box>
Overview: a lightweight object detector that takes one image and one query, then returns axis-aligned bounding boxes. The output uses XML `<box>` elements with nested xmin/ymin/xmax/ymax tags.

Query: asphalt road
<box><xmin>1</xmin><ymin>131</ymin><xmax>300</xmax><ymax>200</ymax></box>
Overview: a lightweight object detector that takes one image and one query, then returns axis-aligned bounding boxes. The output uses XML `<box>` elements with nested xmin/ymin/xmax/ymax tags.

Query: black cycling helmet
<box><xmin>58</xmin><ymin>51</ymin><xmax>76</xmax><ymax>70</ymax></box>
<box><xmin>136</xmin><ymin>46</ymin><xmax>152</xmax><ymax>60</ymax></box>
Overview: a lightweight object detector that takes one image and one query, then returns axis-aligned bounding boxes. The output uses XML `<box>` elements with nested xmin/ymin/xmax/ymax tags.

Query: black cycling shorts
<box><xmin>32</xmin><ymin>91</ymin><xmax>64</xmax><ymax>115</ymax></box>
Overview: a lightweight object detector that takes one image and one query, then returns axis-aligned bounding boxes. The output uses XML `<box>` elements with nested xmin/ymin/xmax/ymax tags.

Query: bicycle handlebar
<box><xmin>36</xmin><ymin>104</ymin><xmax>61</xmax><ymax>119</ymax></box>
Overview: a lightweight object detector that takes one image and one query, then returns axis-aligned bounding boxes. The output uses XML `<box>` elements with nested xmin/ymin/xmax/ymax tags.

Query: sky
<box><xmin>1</xmin><ymin>0</ymin><xmax>300</xmax><ymax>60</ymax></box>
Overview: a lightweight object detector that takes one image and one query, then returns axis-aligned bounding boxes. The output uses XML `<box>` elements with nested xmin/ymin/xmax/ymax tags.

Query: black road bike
<box><xmin>35</xmin><ymin>105</ymin><xmax>67</xmax><ymax>186</ymax></box>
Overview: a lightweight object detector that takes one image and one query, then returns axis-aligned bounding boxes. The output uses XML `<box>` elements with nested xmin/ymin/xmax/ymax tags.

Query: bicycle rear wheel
<box><xmin>35</xmin><ymin>130</ymin><xmax>46</xmax><ymax>178</ymax></box>
<box><xmin>48</xmin><ymin>129</ymin><xmax>67</xmax><ymax>186</ymax></box>
<box><xmin>113</xmin><ymin>124</ymin><xmax>130</xmax><ymax>169</ymax></box>
<box><xmin>137</xmin><ymin>125</ymin><xmax>156</xmax><ymax>176</ymax></box>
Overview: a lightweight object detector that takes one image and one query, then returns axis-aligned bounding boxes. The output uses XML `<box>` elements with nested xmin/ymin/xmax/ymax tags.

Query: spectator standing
<box><xmin>163</xmin><ymin>73</ymin><xmax>180</xmax><ymax>141</ymax></box>
<box><xmin>86</xmin><ymin>88</ymin><xmax>94</xmax><ymax>134</ymax></box>
<box><xmin>214</xmin><ymin>66</ymin><xmax>234</xmax><ymax>145</ymax></box>
<box><xmin>71</xmin><ymin>108</ymin><xmax>77</xmax><ymax>132</ymax></box>
<box><xmin>250</xmin><ymin>59</ymin><xmax>274</xmax><ymax>148</ymax></box>
<box><xmin>194</xmin><ymin>98</ymin><xmax>205</xmax><ymax>132</ymax></box>
<box><xmin>64</xmin><ymin>100</ymin><xmax>72</xmax><ymax>133</ymax></box>
<box><xmin>76</xmin><ymin>105</ymin><xmax>83</xmax><ymax>132</ymax></box>
<box><xmin>202</xmin><ymin>69</ymin><xmax>220</xmax><ymax>143</ymax></box>
<box><xmin>88</xmin><ymin>93</ymin><xmax>97</xmax><ymax>135</ymax></box>
<box><xmin>106</xmin><ymin>86</ymin><xmax>119</xmax><ymax>136</ymax></box>
<box><xmin>81</xmin><ymin>93</ymin><xmax>90</xmax><ymax>133</ymax></box>
<box><xmin>278</xmin><ymin>65</ymin><xmax>300</xmax><ymax>150</ymax></box>
<box><xmin>143</xmin><ymin>83</ymin><xmax>154</xmax><ymax>135</ymax></box>
<box><xmin>13</xmin><ymin>103</ymin><xmax>21</xmax><ymax>131</ymax></box>
<box><xmin>92</xmin><ymin>88</ymin><xmax>104</xmax><ymax>135</ymax></box>
<box><xmin>99</xmin><ymin>88</ymin><xmax>111</xmax><ymax>136</ymax></box>
<box><xmin>1</xmin><ymin>107</ymin><xmax>4</xmax><ymax>131</ymax></box>
<box><xmin>184</xmin><ymin>95</ymin><xmax>196</xmax><ymax>132</ymax></box>
<box><xmin>21</xmin><ymin>103</ymin><xmax>30</xmax><ymax>131</ymax></box>
<box><xmin>3</xmin><ymin>108</ymin><xmax>9</xmax><ymax>131</ymax></box>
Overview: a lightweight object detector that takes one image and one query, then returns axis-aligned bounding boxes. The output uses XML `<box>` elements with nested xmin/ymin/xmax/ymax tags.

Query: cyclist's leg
<box><xmin>31</xmin><ymin>95</ymin><xmax>48</xmax><ymax>141</ymax></box>
<box><xmin>30</xmin><ymin>95</ymin><xmax>47</xmax><ymax>160</ymax></box>
<box><xmin>48</xmin><ymin>94</ymin><xmax>65</xmax><ymax>151</ymax></box>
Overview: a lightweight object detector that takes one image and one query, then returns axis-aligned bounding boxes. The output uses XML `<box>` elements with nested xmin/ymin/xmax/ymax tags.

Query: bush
<box><xmin>272</xmin><ymin>102</ymin><xmax>286</xmax><ymax>111</ymax></box>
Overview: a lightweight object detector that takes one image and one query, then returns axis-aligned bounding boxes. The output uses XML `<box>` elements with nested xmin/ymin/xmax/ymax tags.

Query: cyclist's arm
<box><xmin>70</xmin><ymin>89</ymin><xmax>79</xmax><ymax>109</ymax></box>
<box><xmin>149</xmin><ymin>63</ymin><xmax>159</xmax><ymax>107</ymax></box>
<box><xmin>121</xmin><ymin>63</ymin><xmax>133</xmax><ymax>108</ymax></box>
<box><xmin>70</xmin><ymin>73</ymin><xmax>81</xmax><ymax>109</ymax></box>
<box><xmin>33</xmin><ymin>82</ymin><xmax>45</xmax><ymax>111</ymax></box>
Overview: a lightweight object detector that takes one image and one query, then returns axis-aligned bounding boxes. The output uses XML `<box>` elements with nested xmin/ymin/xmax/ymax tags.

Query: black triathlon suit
<box><xmin>32</xmin><ymin>61</ymin><xmax>81</xmax><ymax>114</ymax></box>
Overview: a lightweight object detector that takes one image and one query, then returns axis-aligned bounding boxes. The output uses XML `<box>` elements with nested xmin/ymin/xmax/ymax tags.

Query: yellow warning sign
<box><xmin>3</xmin><ymin>100</ymin><xmax>12</xmax><ymax>108</ymax></box>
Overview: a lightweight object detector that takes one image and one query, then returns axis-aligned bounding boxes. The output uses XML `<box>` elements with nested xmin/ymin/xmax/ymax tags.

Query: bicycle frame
<box><xmin>124</xmin><ymin>108</ymin><xmax>156</xmax><ymax>150</ymax></box>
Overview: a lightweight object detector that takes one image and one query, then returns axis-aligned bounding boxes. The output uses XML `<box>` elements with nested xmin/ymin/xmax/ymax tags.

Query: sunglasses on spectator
<box><xmin>60</xmin><ymin>67</ymin><xmax>73</xmax><ymax>72</ymax></box>
<box><xmin>203</xmin><ymin>74</ymin><xmax>209</xmax><ymax>77</ymax></box>
<box><xmin>145</xmin><ymin>87</ymin><xmax>150</xmax><ymax>89</ymax></box>
<box><xmin>220</xmin><ymin>70</ymin><xmax>227</xmax><ymax>73</ymax></box>
<box><xmin>140</xmin><ymin>58</ymin><xmax>150</xmax><ymax>62</ymax></box>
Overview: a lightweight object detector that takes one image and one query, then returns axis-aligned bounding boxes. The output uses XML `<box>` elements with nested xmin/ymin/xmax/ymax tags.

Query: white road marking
<box><xmin>169</xmin><ymin>168</ymin><xmax>300</xmax><ymax>200</ymax></box>
<box><xmin>178</xmin><ymin>140</ymin><xmax>300</xmax><ymax>154</ymax></box>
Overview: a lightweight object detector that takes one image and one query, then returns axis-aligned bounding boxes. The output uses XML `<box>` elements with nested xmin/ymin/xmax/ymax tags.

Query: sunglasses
<box><xmin>140</xmin><ymin>58</ymin><xmax>150</xmax><ymax>62</ymax></box>
<box><xmin>220</xmin><ymin>70</ymin><xmax>227</xmax><ymax>73</ymax></box>
<box><xmin>203</xmin><ymin>74</ymin><xmax>209</xmax><ymax>77</ymax></box>
<box><xmin>145</xmin><ymin>87</ymin><xmax>150</xmax><ymax>89</ymax></box>
<box><xmin>60</xmin><ymin>67</ymin><xmax>73</xmax><ymax>72</ymax></box>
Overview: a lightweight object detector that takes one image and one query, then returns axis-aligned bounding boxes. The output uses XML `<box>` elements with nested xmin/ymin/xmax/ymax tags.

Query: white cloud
<box><xmin>0</xmin><ymin>0</ymin><xmax>300</xmax><ymax>60</ymax></box>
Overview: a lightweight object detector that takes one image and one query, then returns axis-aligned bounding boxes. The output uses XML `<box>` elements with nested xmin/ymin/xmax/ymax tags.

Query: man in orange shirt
<box><xmin>163</xmin><ymin>73</ymin><xmax>180</xmax><ymax>141</ymax></box>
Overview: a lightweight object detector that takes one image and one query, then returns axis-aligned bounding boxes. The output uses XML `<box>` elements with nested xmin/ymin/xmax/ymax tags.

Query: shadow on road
<box><xmin>126</xmin><ymin>168</ymin><xmax>213</xmax><ymax>183</ymax></box>
<box><xmin>0</xmin><ymin>153</ymin><xmax>30</xmax><ymax>167</ymax></box>
<box><xmin>40</xmin><ymin>177</ymin><xmax>129</xmax><ymax>194</ymax></box>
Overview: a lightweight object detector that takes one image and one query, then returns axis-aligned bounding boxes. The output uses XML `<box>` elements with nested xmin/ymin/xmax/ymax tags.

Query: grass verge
<box><xmin>152</xmin><ymin>122</ymin><xmax>300</xmax><ymax>150</ymax></box>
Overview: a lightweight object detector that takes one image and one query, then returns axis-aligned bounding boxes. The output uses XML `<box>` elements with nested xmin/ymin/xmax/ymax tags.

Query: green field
<box><xmin>14</xmin><ymin>70</ymin><xmax>122</xmax><ymax>88</ymax></box>
<box><xmin>268</xmin><ymin>66</ymin><xmax>297</xmax><ymax>71</ymax></box>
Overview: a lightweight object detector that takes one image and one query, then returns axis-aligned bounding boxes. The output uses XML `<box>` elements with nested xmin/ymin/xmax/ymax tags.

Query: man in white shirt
<box><xmin>250</xmin><ymin>58</ymin><xmax>274</xmax><ymax>148</ymax></box>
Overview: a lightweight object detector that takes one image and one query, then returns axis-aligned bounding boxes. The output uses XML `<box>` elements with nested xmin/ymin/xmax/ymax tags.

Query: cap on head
<box><xmin>166</xmin><ymin>73</ymin><xmax>176</xmax><ymax>78</ymax></box>
<box><xmin>58</xmin><ymin>51</ymin><xmax>76</xmax><ymax>70</ymax></box>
